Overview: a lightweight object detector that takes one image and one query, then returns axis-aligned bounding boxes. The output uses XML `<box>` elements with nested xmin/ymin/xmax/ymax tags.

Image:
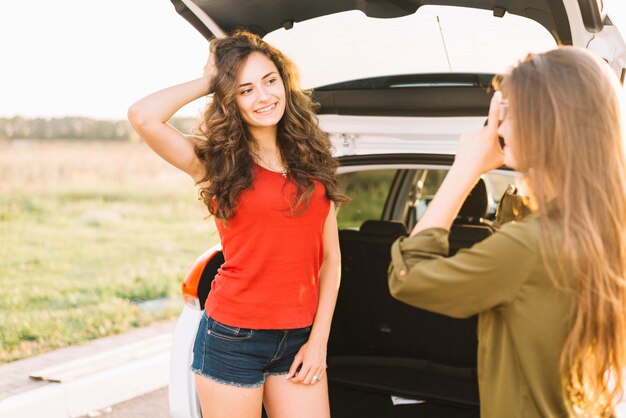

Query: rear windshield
<box><xmin>264</xmin><ymin>5</ymin><xmax>557</xmax><ymax>89</ymax></box>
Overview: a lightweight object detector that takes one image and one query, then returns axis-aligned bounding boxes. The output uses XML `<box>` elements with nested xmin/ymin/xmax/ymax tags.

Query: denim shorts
<box><xmin>190</xmin><ymin>312</ymin><xmax>312</xmax><ymax>388</ymax></box>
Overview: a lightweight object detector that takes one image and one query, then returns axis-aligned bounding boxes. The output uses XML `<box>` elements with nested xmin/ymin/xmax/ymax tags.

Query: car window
<box><xmin>336</xmin><ymin>168</ymin><xmax>515</xmax><ymax>230</ymax></box>
<box><xmin>264</xmin><ymin>5</ymin><xmax>557</xmax><ymax>89</ymax></box>
<box><xmin>412</xmin><ymin>169</ymin><xmax>516</xmax><ymax>222</ymax></box>
<box><xmin>337</xmin><ymin>169</ymin><xmax>397</xmax><ymax>229</ymax></box>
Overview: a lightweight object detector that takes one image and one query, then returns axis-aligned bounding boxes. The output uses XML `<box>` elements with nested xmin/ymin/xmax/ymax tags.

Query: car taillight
<box><xmin>181</xmin><ymin>248</ymin><xmax>220</xmax><ymax>311</ymax></box>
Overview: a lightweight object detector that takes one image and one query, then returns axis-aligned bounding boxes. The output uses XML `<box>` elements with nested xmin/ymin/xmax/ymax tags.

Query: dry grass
<box><xmin>0</xmin><ymin>139</ymin><xmax>196</xmax><ymax>193</ymax></box>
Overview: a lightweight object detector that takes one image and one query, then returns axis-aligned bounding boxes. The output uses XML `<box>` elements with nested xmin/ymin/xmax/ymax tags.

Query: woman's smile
<box><xmin>254</xmin><ymin>102</ymin><xmax>278</xmax><ymax>114</ymax></box>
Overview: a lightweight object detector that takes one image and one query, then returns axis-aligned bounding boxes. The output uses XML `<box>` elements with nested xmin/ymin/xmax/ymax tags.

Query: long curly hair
<box><xmin>495</xmin><ymin>47</ymin><xmax>626</xmax><ymax>417</ymax></box>
<box><xmin>193</xmin><ymin>30</ymin><xmax>348</xmax><ymax>221</ymax></box>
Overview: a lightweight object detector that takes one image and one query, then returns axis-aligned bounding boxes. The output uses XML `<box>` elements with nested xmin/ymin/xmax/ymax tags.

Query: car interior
<box><xmin>326</xmin><ymin>170</ymin><xmax>494</xmax><ymax>417</ymax></box>
<box><xmin>193</xmin><ymin>166</ymin><xmax>508</xmax><ymax>417</ymax></box>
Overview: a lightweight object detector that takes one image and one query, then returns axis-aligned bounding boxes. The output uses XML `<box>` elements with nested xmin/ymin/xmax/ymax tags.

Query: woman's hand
<box><xmin>285</xmin><ymin>339</ymin><xmax>327</xmax><ymax>385</ymax></box>
<box><xmin>453</xmin><ymin>91</ymin><xmax>505</xmax><ymax>177</ymax></box>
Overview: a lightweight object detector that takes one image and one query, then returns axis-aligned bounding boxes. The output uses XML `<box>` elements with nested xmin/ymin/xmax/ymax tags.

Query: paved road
<box><xmin>80</xmin><ymin>387</ymin><xmax>170</xmax><ymax>418</ymax></box>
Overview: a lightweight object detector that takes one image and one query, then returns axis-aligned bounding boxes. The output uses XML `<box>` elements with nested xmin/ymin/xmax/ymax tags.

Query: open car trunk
<box><xmin>170</xmin><ymin>0</ymin><xmax>580</xmax><ymax>44</ymax></box>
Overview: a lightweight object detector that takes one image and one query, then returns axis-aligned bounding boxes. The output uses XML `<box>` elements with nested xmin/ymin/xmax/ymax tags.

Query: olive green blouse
<box><xmin>388</xmin><ymin>188</ymin><xmax>571</xmax><ymax>418</ymax></box>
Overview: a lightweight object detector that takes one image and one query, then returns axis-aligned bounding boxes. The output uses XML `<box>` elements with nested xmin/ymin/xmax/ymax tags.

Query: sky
<box><xmin>0</xmin><ymin>0</ymin><xmax>208</xmax><ymax>120</ymax></box>
<box><xmin>1</xmin><ymin>1</ymin><xmax>625</xmax><ymax>121</ymax></box>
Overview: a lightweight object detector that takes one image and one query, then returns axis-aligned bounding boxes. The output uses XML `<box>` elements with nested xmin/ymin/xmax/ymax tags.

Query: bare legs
<box><xmin>194</xmin><ymin>374</ymin><xmax>264</xmax><ymax>418</ymax></box>
<box><xmin>263</xmin><ymin>374</ymin><xmax>330</xmax><ymax>418</ymax></box>
<box><xmin>194</xmin><ymin>373</ymin><xmax>330</xmax><ymax>418</ymax></box>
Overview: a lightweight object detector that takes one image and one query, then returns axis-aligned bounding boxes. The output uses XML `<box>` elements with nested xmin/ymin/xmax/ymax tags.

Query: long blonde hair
<box><xmin>495</xmin><ymin>47</ymin><xmax>626</xmax><ymax>416</ymax></box>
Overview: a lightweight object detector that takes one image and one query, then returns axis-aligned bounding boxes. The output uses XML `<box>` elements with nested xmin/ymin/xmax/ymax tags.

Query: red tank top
<box><xmin>205</xmin><ymin>163</ymin><xmax>331</xmax><ymax>329</ymax></box>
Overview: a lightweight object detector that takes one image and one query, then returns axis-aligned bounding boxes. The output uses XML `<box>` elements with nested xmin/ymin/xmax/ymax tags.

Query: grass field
<box><xmin>0</xmin><ymin>139</ymin><xmax>217</xmax><ymax>363</ymax></box>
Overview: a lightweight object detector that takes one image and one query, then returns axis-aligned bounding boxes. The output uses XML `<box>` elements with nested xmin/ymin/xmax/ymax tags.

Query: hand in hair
<box><xmin>453</xmin><ymin>91</ymin><xmax>505</xmax><ymax>177</ymax></box>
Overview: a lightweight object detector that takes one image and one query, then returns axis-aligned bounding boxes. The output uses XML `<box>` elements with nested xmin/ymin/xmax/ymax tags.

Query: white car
<box><xmin>167</xmin><ymin>1</ymin><xmax>626</xmax><ymax>417</ymax></box>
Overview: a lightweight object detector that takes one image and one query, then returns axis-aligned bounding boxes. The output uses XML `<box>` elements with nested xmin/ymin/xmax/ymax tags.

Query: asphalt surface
<box><xmin>79</xmin><ymin>387</ymin><xmax>169</xmax><ymax>418</ymax></box>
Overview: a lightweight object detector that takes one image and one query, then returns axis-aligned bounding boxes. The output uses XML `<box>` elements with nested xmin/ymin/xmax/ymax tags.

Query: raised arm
<box><xmin>127</xmin><ymin>53</ymin><xmax>216</xmax><ymax>183</ymax></box>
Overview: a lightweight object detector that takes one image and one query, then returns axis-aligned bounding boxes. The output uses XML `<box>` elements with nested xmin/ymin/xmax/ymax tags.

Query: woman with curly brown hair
<box><xmin>128</xmin><ymin>30</ymin><xmax>347</xmax><ymax>418</ymax></box>
<box><xmin>388</xmin><ymin>46</ymin><xmax>626</xmax><ymax>417</ymax></box>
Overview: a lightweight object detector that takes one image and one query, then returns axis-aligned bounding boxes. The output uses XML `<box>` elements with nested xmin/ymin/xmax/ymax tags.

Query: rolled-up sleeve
<box><xmin>388</xmin><ymin>220</ymin><xmax>537</xmax><ymax>319</ymax></box>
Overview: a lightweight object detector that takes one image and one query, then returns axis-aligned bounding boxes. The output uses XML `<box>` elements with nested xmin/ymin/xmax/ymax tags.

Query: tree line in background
<box><xmin>0</xmin><ymin>116</ymin><xmax>199</xmax><ymax>140</ymax></box>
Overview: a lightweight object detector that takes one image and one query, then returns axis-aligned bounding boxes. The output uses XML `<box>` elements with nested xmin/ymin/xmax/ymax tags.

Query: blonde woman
<box><xmin>388</xmin><ymin>46</ymin><xmax>626</xmax><ymax>417</ymax></box>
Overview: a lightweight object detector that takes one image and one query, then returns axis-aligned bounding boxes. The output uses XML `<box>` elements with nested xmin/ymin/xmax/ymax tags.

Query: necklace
<box><xmin>252</xmin><ymin>151</ymin><xmax>288</xmax><ymax>178</ymax></box>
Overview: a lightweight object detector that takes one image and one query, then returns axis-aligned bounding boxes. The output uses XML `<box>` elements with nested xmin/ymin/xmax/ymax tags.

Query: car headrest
<box><xmin>359</xmin><ymin>220</ymin><xmax>408</xmax><ymax>237</ymax></box>
<box><xmin>458</xmin><ymin>178</ymin><xmax>488</xmax><ymax>219</ymax></box>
